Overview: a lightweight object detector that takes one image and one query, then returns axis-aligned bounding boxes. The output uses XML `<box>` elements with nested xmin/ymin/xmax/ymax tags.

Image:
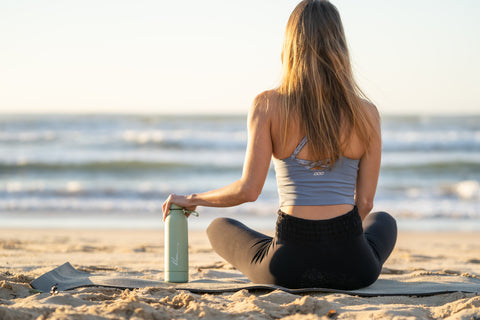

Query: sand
<box><xmin>1</xmin><ymin>227</ymin><xmax>479</xmax><ymax>319</ymax></box>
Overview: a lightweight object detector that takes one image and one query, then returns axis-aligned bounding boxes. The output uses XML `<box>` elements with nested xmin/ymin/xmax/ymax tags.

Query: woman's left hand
<box><xmin>162</xmin><ymin>194</ymin><xmax>197</xmax><ymax>221</ymax></box>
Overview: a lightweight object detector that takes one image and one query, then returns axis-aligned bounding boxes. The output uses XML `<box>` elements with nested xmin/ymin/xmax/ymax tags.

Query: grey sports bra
<box><xmin>272</xmin><ymin>136</ymin><xmax>359</xmax><ymax>207</ymax></box>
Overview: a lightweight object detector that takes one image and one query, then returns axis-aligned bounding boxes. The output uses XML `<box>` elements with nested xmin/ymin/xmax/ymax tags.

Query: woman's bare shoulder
<box><xmin>360</xmin><ymin>99</ymin><xmax>380</xmax><ymax>121</ymax></box>
<box><xmin>250</xmin><ymin>90</ymin><xmax>282</xmax><ymax>117</ymax></box>
<box><xmin>358</xmin><ymin>99</ymin><xmax>381</xmax><ymax>133</ymax></box>
<box><xmin>253</xmin><ymin>90</ymin><xmax>281</xmax><ymax>106</ymax></box>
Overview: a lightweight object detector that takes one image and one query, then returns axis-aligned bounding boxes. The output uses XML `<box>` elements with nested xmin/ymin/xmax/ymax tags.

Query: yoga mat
<box><xmin>31</xmin><ymin>262</ymin><xmax>480</xmax><ymax>297</ymax></box>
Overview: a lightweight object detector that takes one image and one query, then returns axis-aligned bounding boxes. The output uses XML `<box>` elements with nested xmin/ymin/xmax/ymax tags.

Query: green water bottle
<box><xmin>164</xmin><ymin>204</ymin><xmax>195</xmax><ymax>283</ymax></box>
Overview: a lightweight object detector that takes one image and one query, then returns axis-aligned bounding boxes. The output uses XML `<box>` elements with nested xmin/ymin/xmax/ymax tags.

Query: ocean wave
<box><xmin>0</xmin><ymin>185</ymin><xmax>168</xmax><ymax>198</ymax></box>
<box><xmin>382</xmin><ymin>141</ymin><xmax>480</xmax><ymax>152</ymax></box>
<box><xmin>382</xmin><ymin>130</ymin><xmax>480</xmax><ymax>152</ymax></box>
<box><xmin>446</xmin><ymin>180</ymin><xmax>480</xmax><ymax>200</ymax></box>
<box><xmin>378</xmin><ymin>180</ymin><xmax>480</xmax><ymax>201</ymax></box>
<box><xmin>121</xmin><ymin>129</ymin><xmax>246</xmax><ymax>150</ymax></box>
<box><xmin>375</xmin><ymin>198</ymin><xmax>480</xmax><ymax>219</ymax></box>
<box><xmin>381</xmin><ymin>150</ymin><xmax>480</xmax><ymax>170</ymax></box>
<box><xmin>1</xmin><ymin>157</ymin><xmax>479</xmax><ymax>175</ymax></box>
<box><xmin>382</xmin><ymin>114</ymin><xmax>480</xmax><ymax>128</ymax></box>
<box><xmin>380</xmin><ymin>160</ymin><xmax>480</xmax><ymax>172</ymax></box>
<box><xmin>0</xmin><ymin>160</ymin><xmax>242</xmax><ymax>172</ymax></box>
<box><xmin>0</xmin><ymin>131</ymin><xmax>58</xmax><ymax>143</ymax></box>
<box><xmin>0</xmin><ymin>197</ymin><xmax>165</xmax><ymax>213</ymax></box>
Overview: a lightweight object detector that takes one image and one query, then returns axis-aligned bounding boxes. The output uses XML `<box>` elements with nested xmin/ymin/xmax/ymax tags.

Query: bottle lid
<box><xmin>169</xmin><ymin>204</ymin><xmax>199</xmax><ymax>217</ymax></box>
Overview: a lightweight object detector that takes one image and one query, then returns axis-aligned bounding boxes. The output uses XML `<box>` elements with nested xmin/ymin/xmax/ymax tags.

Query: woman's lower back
<box><xmin>280</xmin><ymin>204</ymin><xmax>355</xmax><ymax>220</ymax></box>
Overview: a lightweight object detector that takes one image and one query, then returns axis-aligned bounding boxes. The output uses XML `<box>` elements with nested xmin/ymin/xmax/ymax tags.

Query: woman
<box><xmin>162</xmin><ymin>0</ymin><xmax>397</xmax><ymax>290</ymax></box>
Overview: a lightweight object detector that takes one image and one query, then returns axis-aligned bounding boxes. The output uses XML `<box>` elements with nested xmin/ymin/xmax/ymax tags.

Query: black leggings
<box><xmin>207</xmin><ymin>207</ymin><xmax>397</xmax><ymax>290</ymax></box>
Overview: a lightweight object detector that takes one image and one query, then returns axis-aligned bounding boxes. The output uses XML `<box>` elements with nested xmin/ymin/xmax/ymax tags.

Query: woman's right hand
<box><xmin>162</xmin><ymin>193</ymin><xmax>197</xmax><ymax>222</ymax></box>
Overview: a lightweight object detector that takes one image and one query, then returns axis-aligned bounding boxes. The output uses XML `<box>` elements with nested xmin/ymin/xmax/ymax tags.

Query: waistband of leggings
<box><xmin>275</xmin><ymin>206</ymin><xmax>363</xmax><ymax>244</ymax></box>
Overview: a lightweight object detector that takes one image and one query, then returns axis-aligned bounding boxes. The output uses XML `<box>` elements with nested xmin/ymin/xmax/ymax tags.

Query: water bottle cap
<box><xmin>168</xmin><ymin>204</ymin><xmax>199</xmax><ymax>217</ymax></box>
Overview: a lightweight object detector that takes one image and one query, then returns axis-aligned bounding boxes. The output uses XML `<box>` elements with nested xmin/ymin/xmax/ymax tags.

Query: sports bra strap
<box><xmin>291</xmin><ymin>136</ymin><xmax>308</xmax><ymax>158</ymax></box>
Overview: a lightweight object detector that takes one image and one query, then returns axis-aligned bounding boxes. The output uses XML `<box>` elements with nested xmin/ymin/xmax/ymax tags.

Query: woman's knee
<box><xmin>377</xmin><ymin>211</ymin><xmax>397</xmax><ymax>233</ymax></box>
<box><xmin>206</xmin><ymin>217</ymin><xmax>234</xmax><ymax>240</ymax></box>
<box><xmin>365</xmin><ymin>211</ymin><xmax>397</xmax><ymax>232</ymax></box>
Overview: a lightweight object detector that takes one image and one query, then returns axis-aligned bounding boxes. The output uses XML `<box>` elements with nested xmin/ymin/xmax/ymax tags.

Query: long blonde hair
<box><xmin>279</xmin><ymin>0</ymin><xmax>376</xmax><ymax>165</ymax></box>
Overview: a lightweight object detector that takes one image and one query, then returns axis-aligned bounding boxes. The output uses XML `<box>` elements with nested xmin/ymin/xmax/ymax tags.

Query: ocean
<box><xmin>1</xmin><ymin>114</ymin><xmax>479</xmax><ymax>231</ymax></box>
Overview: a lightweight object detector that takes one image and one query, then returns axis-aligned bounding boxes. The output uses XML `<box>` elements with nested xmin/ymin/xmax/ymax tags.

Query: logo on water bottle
<box><xmin>170</xmin><ymin>242</ymin><xmax>180</xmax><ymax>266</ymax></box>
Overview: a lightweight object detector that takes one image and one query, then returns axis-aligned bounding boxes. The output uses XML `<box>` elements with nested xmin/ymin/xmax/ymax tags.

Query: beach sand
<box><xmin>1</xmin><ymin>227</ymin><xmax>479</xmax><ymax>319</ymax></box>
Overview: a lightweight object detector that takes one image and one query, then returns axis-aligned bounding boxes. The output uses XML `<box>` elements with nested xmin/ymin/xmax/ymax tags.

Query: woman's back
<box><xmin>264</xmin><ymin>90</ymin><xmax>380</xmax><ymax>220</ymax></box>
<box><xmin>267</xmin><ymin>90</ymin><xmax>372</xmax><ymax>162</ymax></box>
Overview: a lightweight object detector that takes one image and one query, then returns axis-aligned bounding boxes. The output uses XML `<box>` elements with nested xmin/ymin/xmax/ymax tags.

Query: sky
<box><xmin>0</xmin><ymin>0</ymin><xmax>479</xmax><ymax>115</ymax></box>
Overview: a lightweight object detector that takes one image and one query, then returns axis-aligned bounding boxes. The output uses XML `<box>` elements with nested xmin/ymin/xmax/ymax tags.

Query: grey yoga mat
<box><xmin>31</xmin><ymin>262</ymin><xmax>480</xmax><ymax>297</ymax></box>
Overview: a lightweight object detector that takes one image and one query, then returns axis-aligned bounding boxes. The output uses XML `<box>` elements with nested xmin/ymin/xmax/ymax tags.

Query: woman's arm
<box><xmin>162</xmin><ymin>93</ymin><xmax>273</xmax><ymax>221</ymax></box>
<box><xmin>355</xmin><ymin>104</ymin><xmax>382</xmax><ymax>220</ymax></box>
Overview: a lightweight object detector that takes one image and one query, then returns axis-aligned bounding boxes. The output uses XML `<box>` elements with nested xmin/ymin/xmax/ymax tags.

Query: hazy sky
<box><xmin>1</xmin><ymin>0</ymin><xmax>479</xmax><ymax>115</ymax></box>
